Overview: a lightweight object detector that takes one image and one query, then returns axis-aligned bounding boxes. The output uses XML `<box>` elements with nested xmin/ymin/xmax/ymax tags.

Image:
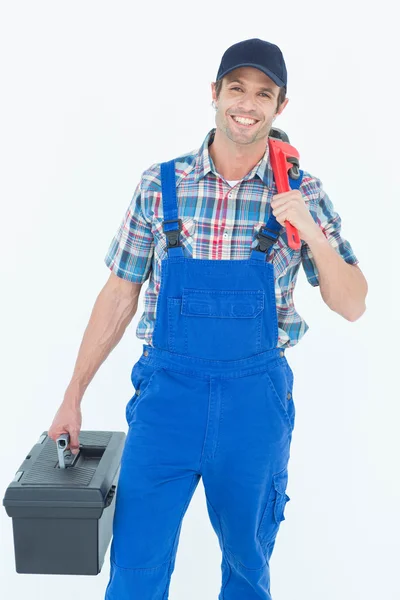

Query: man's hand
<box><xmin>271</xmin><ymin>190</ymin><xmax>322</xmax><ymax>245</ymax></box>
<box><xmin>48</xmin><ymin>399</ymin><xmax>82</xmax><ymax>455</ymax></box>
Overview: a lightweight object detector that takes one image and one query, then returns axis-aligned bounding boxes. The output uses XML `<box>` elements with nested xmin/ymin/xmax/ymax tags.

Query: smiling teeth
<box><xmin>233</xmin><ymin>116</ymin><xmax>257</xmax><ymax>125</ymax></box>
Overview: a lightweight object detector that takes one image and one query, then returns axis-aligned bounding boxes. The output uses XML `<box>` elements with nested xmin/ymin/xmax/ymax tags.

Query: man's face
<box><xmin>211</xmin><ymin>66</ymin><xmax>288</xmax><ymax>146</ymax></box>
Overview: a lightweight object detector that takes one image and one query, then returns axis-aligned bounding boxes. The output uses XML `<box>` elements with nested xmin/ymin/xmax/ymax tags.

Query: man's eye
<box><xmin>231</xmin><ymin>87</ymin><xmax>270</xmax><ymax>98</ymax></box>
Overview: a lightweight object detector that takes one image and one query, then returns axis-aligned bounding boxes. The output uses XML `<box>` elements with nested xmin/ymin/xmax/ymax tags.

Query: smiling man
<box><xmin>100</xmin><ymin>39</ymin><xmax>366</xmax><ymax>599</ymax></box>
<box><xmin>48</xmin><ymin>38</ymin><xmax>367</xmax><ymax>600</ymax></box>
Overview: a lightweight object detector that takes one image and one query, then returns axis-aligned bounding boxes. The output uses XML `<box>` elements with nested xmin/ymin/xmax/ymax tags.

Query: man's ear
<box><xmin>277</xmin><ymin>97</ymin><xmax>289</xmax><ymax>117</ymax></box>
<box><xmin>211</xmin><ymin>81</ymin><xmax>217</xmax><ymax>103</ymax></box>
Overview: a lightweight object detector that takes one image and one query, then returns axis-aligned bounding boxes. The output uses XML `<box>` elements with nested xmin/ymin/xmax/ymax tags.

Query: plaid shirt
<box><xmin>104</xmin><ymin>128</ymin><xmax>359</xmax><ymax>349</ymax></box>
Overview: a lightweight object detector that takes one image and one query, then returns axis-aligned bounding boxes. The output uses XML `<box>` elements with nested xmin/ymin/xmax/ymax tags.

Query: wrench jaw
<box><xmin>269</xmin><ymin>127</ymin><xmax>290</xmax><ymax>144</ymax></box>
<box><xmin>287</xmin><ymin>156</ymin><xmax>300</xmax><ymax>180</ymax></box>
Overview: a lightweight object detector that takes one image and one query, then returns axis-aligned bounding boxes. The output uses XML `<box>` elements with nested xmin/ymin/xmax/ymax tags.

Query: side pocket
<box><xmin>125</xmin><ymin>392</ymin><xmax>137</xmax><ymax>425</ymax></box>
<box><xmin>265</xmin><ymin>363</ymin><xmax>294</xmax><ymax>430</ymax></box>
<box><xmin>283</xmin><ymin>361</ymin><xmax>295</xmax><ymax>431</ymax></box>
<box><xmin>126</xmin><ymin>363</ymin><xmax>161</xmax><ymax>425</ymax></box>
<box><xmin>257</xmin><ymin>467</ymin><xmax>291</xmax><ymax>551</ymax></box>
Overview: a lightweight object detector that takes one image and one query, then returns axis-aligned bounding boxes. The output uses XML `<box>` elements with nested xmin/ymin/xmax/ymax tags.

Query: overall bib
<box><xmin>105</xmin><ymin>160</ymin><xmax>304</xmax><ymax>600</ymax></box>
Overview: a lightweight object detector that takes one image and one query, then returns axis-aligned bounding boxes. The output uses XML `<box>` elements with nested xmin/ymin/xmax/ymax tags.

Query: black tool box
<box><xmin>3</xmin><ymin>430</ymin><xmax>126</xmax><ymax>575</ymax></box>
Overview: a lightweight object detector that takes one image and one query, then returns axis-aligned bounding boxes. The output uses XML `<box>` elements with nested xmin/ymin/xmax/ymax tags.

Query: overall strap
<box><xmin>250</xmin><ymin>169</ymin><xmax>305</xmax><ymax>261</ymax></box>
<box><xmin>161</xmin><ymin>158</ymin><xmax>305</xmax><ymax>261</ymax></box>
<box><xmin>160</xmin><ymin>159</ymin><xmax>184</xmax><ymax>257</ymax></box>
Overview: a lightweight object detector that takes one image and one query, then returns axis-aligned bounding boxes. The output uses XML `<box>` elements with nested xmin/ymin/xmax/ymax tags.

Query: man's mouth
<box><xmin>230</xmin><ymin>115</ymin><xmax>260</xmax><ymax>128</ymax></box>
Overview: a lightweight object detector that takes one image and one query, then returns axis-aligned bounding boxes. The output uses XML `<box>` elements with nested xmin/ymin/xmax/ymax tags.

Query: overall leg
<box><xmin>201</xmin><ymin>361</ymin><xmax>295</xmax><ymax>600</ymax></box>
<box><xmin>105</xmin><ymin>364</ymin><xmax>210</xmax><ymax>600</ymax></box>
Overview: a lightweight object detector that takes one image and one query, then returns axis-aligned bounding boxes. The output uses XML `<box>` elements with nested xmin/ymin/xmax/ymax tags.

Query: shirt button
<box><xmin>143</xmin><ymin>350</ymin><xmax>148</xmax><ymax>356</ymax></box>
<box><xmin>279</xmin><ymin>350</ymin><xmax>284</xmax><ymax>357</ymax></box>
<box><xmin>136</xmin><ymin>389</ymin><xmax>141</xmax><ymax>395</ymax></box>
<box><xmin>287</xmin><ymin>392</ymin><xmax>292</xmax><ymax>400</ymax></box>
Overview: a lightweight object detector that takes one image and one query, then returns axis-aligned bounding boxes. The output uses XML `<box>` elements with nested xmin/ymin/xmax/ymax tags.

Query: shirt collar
<box><xmin>192</xmin><ymin>128</ymin><xmax>273</xmax><ymax>189</ymax></box>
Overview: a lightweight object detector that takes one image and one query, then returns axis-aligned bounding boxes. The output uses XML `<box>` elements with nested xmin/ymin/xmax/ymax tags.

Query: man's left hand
<box><xmin>270</xmin><ymin>190</ymin><xmax>322</xmax><ymax>244</ymax></box>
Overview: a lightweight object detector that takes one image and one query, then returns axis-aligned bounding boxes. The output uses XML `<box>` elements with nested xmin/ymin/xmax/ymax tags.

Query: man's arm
<box><xmin>271</xmin><ymin>177</ymin><xmax>367</xmax><ymax>321</ymax></box>
<box><xmin>48</xmin><ymin>171</ymin><xmax>154</xmax><ymax>450</ymax></box>
<box><xmin>305</xmin><ymin>230</ymin><xmax>367</xmax><ymax>321</ymax></box>
<box><xmin>65</xmin><ymin>272</ymin><xmax>142</xmax><ymax>407</ymax></box>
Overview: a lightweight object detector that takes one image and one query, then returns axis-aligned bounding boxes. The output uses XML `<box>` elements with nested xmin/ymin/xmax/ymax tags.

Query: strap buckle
<box><xmin>255</xmin><ymin>226</ymin><xmax>280</xmax><ymax>253</ymax></box>
<box><xmin>162</xmin><ymin>218</ymin><xmax>182</xmax><ymax>248</ymax></box>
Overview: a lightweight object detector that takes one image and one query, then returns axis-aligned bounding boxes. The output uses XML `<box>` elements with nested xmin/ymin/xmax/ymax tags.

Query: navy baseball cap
<box><xmin>216</xmin><ymin>38</ymin><xmax>287</xmax><ymax>91</ymax></box>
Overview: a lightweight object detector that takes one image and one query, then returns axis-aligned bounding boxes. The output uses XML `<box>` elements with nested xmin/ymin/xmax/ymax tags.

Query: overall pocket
<box><xmin>125</xmin><ymin>361</ymin><xmax>162</xmax><ymax>425</ymax></box>
<box><xmin>257</xmin><ymin>467</ymin><xmax>291</xmax><ymax>551</ymax></box>
<box><xmin>283</xmin><ymin>360</ymin><xmax>295</xmax><ymax>430</ymax></box>
<box><xmin>264</xmin><ymin>360</ymin><xmax>295</xmax><ymax>431</ymax></box>
<box><xmin>168</xmin><ymin>288</ymin><xmax>265</xmax><ymax>360</ymax></box>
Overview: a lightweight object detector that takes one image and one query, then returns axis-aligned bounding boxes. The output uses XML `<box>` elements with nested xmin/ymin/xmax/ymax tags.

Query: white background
<box><xmin>1</xmin><ymin>1</ymin><xmax>398</xmax><ymax>599</ymax></box>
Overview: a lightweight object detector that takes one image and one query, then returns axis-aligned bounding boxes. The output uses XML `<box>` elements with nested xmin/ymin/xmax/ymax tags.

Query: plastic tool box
<box><xmin>3</xmin><ymin>430</ymin><xmax>126</xmax><ymax>575</ymax></box>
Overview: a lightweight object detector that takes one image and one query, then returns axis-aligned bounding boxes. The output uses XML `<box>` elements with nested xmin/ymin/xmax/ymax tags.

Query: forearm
<box><xmin>306</xmin><ymin>229</ymin><xmax>368</xmax><ymax>321</ymax></box>
<box><xmin>65</xmin><ymin>282</ymin><xmax>140</xmax><ymax>406</ymax></box>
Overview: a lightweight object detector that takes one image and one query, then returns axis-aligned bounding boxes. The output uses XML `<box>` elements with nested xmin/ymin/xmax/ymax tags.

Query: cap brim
<box><xmin>217</xmin><ymin>63</ymin><xmax>285</xmax><ymax>88</ymax></box>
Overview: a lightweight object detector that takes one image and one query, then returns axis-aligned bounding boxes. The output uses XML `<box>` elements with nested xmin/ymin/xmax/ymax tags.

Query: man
<box><xmin>48</xmin><ymin>38</ymin><xmax>367</xmax><ymax>599</ymax></box>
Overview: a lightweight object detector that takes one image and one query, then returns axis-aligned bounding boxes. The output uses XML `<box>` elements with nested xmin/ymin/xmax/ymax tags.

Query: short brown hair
<box><xmin>214</xmin><ymin>77</ymin><xmax>286</xmax><ymax>114</ymax></box>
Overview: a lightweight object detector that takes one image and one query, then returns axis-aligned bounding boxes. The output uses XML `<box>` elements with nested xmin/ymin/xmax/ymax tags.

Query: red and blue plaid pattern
<box><xmin>104</xmin><ymin>128</ymin><xmax>359</xmax><ymax>348</ymax></box>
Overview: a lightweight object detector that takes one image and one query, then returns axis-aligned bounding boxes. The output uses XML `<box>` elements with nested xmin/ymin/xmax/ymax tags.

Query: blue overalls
<box><xmin>105</xmin><ymin>159</ymin><xmax>304</xmax><ymax>600</ymax></box>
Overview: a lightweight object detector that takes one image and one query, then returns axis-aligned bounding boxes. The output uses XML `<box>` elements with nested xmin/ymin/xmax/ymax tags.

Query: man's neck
<box><xmin>209</xmin><ymin>127</ymin><xmax>267</xmax><ymax>180</ymax></box>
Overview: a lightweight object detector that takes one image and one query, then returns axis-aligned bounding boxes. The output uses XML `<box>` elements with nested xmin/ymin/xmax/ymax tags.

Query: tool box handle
<box><xmin>56</xmin><ymin>433</ymin><xmax>80</xmax><ymax>469</ymax></box>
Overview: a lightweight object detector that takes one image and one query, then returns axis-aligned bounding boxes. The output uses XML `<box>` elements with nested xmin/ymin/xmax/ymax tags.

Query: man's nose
<box><xmin>236</xmin><ymin>96</ymin><xmax>258</xmax><ymax>115</ymax></box>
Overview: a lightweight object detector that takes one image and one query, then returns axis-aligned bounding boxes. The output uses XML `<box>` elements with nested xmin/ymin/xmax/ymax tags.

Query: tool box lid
<box><xmin>2</xmin><ymin>431</ymin><xmax>126</xmax><ymax>509</ymax></box>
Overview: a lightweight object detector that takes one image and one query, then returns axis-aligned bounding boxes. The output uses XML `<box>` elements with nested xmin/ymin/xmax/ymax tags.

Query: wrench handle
<box><xmin>268</xmin><ymin>138</ymin><xmax>302</xmax><ymax>251</ymax></box>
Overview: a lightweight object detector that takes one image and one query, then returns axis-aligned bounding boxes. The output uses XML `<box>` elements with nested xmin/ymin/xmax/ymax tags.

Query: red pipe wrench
<box><xmin>268</xmin><ymin>128</ymin><xmax>301</xmax><ymax>251</ymax></box>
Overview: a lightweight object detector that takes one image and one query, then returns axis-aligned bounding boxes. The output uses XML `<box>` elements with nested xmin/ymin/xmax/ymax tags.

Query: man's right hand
<box><xmin>48</xmin><ymin>399</ymin><xmax>82</xmax><ymax>455</ymax></box>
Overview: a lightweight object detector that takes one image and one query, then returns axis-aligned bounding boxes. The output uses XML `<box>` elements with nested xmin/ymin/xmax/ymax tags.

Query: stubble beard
<box><xmin>221</xmin><ymin>114</ymin><xmax>272</xmax><ymax>146</ymax></box>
